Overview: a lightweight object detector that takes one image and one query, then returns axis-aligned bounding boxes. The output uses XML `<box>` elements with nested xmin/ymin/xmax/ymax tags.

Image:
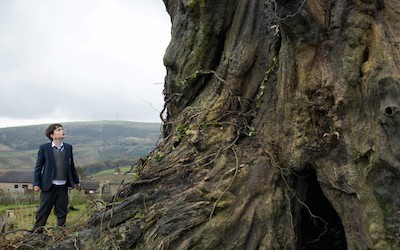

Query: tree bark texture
<box><xmin>64</xmin><ymin>0</ymin><xmax>400</xmax><ymax>249</ymax></box>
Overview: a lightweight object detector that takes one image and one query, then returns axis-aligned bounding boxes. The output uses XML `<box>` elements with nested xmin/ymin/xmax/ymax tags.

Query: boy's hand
<box><xmin>34</xmin><ymin>186</ymin><xmax>40</xmax><ymax>192</ymax></box>
<box><xmin>75</xmin><ymin>183</ymin><xmax>81</xmax><ymax>191</ymax></box>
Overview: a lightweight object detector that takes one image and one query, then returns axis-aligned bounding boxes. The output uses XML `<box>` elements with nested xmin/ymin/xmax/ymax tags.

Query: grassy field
<box><xmin>0</xmin><ymin>189</ymin><xmax>93</xmax><ymax>233</ymax></box>
<box><xmin>93</xmin><ymin>165</ymin><xmax>137</xmax><ymax>176</ymax></box>
<box><xmin>0</xmin><ymin>184</ymin><xmax>120</xmax><ymax>249</ymax></box>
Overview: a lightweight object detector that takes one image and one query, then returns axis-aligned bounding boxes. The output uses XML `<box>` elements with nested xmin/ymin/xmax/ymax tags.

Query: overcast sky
<box><xmin>0</xmin><ymin>0</ymin><xmax>171</xmax><ymax>128</ymax></box>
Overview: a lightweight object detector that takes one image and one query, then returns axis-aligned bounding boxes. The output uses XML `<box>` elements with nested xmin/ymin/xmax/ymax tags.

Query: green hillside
<box><xmin>0</xmin><ymin>121</ymin><xmax>161</xmax><ymax>173</ymax></box>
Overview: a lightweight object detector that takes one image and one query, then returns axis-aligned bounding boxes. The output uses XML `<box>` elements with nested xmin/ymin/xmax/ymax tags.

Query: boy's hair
<box><xmin>45</xmin><ymin>123</ymin><xmax>63</xmax><ymax>141</ymax></box>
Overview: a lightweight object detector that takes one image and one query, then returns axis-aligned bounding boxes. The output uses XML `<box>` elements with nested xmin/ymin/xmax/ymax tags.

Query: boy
<box><xmin>32</xmin><ymin>123</ymin><xmax>80</xmax><ymax>233</ymax></box>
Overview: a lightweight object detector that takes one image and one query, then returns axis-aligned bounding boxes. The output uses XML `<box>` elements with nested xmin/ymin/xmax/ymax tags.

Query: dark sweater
<box><xmin>53</xmin><ymin>148</ymin><xmax>67</xmax><ymax>180</ymax></box>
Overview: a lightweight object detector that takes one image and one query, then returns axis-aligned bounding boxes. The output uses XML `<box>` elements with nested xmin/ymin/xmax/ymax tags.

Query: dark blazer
<box><xmin>33</xmin><ymin>142</ymin><xmax>80</xmax><ymax>192</ymax></box>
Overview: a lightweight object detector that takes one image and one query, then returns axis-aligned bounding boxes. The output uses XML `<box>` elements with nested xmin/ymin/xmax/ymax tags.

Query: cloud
<box><xmin>0</xmin><ymin>0</ymin><xmax>170</xmax><ymax>127</ymax></box>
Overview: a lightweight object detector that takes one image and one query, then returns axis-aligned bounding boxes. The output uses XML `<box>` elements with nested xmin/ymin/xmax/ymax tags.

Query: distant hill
<box><xmin>0</xmin><ymin>121</ymin><xmax>162</xmax><ymax>173</ymax></box>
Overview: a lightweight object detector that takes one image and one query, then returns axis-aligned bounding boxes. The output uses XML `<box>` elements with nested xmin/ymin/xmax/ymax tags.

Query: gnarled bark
<box><xmin>54</xmin><ymin>0</ymin><xmax>400</xmax><ymax>249</ymax></box>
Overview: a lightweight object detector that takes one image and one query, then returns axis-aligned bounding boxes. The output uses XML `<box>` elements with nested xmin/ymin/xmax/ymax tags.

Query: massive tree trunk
<box><xmin>61</xmin><ymin>0</ymin><xmax>400</xmax><ymax>249</ymax></box>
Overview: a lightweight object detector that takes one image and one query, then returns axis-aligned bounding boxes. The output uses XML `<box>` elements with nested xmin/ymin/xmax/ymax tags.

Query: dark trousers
<box><xmin>33</xmin><ymin>185</ymin><xmax>68</xmax><ymax>232</ymax></box>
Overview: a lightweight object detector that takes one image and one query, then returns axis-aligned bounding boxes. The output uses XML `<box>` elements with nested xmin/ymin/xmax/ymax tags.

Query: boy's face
<box><xmin>50</xmin><ymin>126</ymin><xmax>65</xmax><ymax>140</ymax></box>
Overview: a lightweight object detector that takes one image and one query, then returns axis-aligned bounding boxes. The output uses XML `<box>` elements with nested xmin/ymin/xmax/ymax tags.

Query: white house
<box><xmin>0</xmin><ymin>170</ymin><xmax>33</xmax><ymax>195</ymax></box>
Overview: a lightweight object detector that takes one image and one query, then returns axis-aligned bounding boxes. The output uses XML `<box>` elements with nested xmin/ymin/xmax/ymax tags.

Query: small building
<box><xmin>80</xmin><ymin>179</ymin><xmax>100</xmax><ymax>194</ymax></box>
<box><xmin>95</xmin><ymin>175</ymin><xmax>133</xmax><ymax>196</ymax></box>
<box><xmin>108</xmin><ymin>174</ymin><xmax>135</xmax><ymax>195</ymax></box>
<box><xmin>0</xmin><ymin>170</ymin><xmax>33</xmax><ymax>195</ymax></box>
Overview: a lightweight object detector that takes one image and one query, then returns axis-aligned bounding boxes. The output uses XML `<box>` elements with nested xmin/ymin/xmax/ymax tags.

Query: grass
<box><xmin>0</xmin><ymin>200</ymin><xmax>93</xmax><ymax>249</ymax></box>
<box><xmin>0</xmin><ymin>189</ymin><xmax>108</xmax><ymax>249</ymax></box>
<box><xmin>0</xmin><ymin>203</ymin><xmax>36</xmax><ymax>216</ymax></box>
<box><xmin>0</xmin><ymin>189</ymin><xmax>93</xmax><ymax>232</ymax></box>
<box><xmin>93</xmin><ymin>165</ymin><xmax>137</xmax><ymax>176</ymax></box>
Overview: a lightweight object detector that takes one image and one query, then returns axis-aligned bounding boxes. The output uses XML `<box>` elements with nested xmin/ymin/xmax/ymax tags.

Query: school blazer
<box><xmin>33</xmin><ymin>142</ymin><xmax>80</xmax><ymax>192</ymax></box>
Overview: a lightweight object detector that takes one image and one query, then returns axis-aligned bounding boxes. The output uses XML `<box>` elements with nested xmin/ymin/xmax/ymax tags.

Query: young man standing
<box><xmin>32</xmin><ymin>123</ymin><xmax>80</xmax><ymax>233</ymax></box>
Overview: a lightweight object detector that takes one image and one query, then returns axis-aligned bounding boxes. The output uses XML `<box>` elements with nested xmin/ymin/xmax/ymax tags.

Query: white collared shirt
<box><xmin>52</xmin><ymin>180</ymin><xmax>67</xmax><ymax>185</ymax></box>
<box><xmin>52</xmin><ymin>141</ymin><xmax>64</xmax><ymax>151</ymax></box>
